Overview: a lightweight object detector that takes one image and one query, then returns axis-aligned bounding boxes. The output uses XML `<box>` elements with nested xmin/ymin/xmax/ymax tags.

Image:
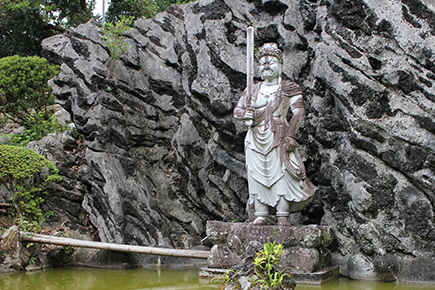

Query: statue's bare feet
<box><xmin>277</xmin><ymin>217</ymin><xmax>291</xmax><ymax>226</ymax></box>
<box><xmin>250</xmin><ymin>217</ymin><xmax>267</xmax><ymax>225</ymax></box>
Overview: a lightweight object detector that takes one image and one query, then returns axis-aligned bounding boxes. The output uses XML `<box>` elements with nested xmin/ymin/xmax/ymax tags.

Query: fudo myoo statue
<box><xmin>234</xmin><ymin>43</ymin><xmax>318</xmax><ymax>226</ymax></box>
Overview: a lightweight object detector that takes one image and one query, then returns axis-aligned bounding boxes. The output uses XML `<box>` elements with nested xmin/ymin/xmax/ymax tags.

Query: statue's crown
<box><xmin>256</xmin><ymin>43</ymin><xmax>282</xmax><ymax>62</ymax></box>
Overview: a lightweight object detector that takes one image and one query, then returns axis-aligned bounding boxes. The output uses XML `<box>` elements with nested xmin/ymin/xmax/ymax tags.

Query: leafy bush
<box><xmin>0</xmin><ymin>55</ymin><xmax>60</xmax><ymax>127</ymax></box>
<box><xmin>0</xmin><ymin>145</ymin><xmax>61</xmax><ymax>232</ymax></box>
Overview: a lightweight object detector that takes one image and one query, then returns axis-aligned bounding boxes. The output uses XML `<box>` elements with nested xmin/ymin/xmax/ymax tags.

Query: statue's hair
<box><xmin>256</xmin><ymin>43</ymin><xmax>283</xmax><ymax>63</ymax></box>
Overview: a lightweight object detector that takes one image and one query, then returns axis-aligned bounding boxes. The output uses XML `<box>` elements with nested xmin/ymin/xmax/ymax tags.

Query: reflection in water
<box><xmin>296</xmin><ymin>276</ymin><xmax>435</xmax><ymax>290</ymax></box>
<box><xmin>0</xmin><ymin>267</ymin><xmax>434</xmax><ymax>290</ymax></box>
<box><xmin>0</xmin><ymin>267</ymin><xmax>217</xmax><ymax>290</ymax></box>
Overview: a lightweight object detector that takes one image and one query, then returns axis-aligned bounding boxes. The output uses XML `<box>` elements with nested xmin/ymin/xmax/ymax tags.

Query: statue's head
<box><xmin>256</xmin><ymin>43</ymin><xmax>283</xmax><ymax>63</ymax></box>
<box><xmin>257</xmin><ymin>43</ymin><xmax>282</xmax><ymax>82</ymax></box>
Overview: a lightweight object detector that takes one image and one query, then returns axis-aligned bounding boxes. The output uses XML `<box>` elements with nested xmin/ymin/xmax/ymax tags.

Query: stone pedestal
<box><xmin>205</xmin><ymin>221</ymin><xmax>339</xmax><ymax>284</ymax></box>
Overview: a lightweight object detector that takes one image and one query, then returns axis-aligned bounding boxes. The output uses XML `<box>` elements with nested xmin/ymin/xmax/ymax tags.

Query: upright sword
<box><xmin>246</xmin><ymin>26</ymin><xmax>254</xmax><ymax>110</ymax></box>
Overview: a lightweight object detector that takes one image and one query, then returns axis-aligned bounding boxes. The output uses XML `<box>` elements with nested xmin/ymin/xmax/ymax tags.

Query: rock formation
<box><xmin>39</xmin><ymin>0</ymin><xmax>435</xmax><ymax>283</ymax></box>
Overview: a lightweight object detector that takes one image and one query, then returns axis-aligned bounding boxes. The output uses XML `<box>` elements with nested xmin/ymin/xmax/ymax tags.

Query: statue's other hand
<box><xmin>244</xmin><ymin>109</ymin><xmax>254</xmax><ymax>126</ymax></box>
<box><xmin>283</xmin><ymin>136</ymin><xmax>297</xmax><ymax>153</ymax></box>
<box><xmin>244</xmin><ymin>109</ymin><xmax>254</xmax><ymax>120</ymax></box>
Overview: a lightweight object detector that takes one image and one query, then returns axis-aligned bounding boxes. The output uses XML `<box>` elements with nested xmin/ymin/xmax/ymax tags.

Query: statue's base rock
<box><xmin>204</xmin><ymin>221</ymin><xmax>339</xmax><ymax>284</ymax></box>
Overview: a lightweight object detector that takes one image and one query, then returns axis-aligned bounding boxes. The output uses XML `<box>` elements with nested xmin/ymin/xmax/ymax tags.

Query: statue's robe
<box><xmin>234</xmin><ymin>79</ymin><xmax>318</xmax><ymax>212</ymax></box>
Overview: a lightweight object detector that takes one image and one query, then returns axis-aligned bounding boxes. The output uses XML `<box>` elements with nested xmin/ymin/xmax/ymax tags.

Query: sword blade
<box><xmin>246</xmin><ymin>26</ymin><xmax>254</xmax><ymax>109</ymax></box>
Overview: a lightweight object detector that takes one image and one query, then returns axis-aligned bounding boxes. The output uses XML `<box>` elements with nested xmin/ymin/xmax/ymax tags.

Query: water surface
<box><xmin>296</xmin><ymin>276</ymin><xmax>435</xmax><ymax>290</ymax></box>
<box><xmin>0</xmin><ymin>267</ymin><xmax>216</xmax><ymax>290</ymax></box>
<box><xmin>0</xmin><ymin>267</ymin><xmax>434</xmax><ymax>290</ymax></box>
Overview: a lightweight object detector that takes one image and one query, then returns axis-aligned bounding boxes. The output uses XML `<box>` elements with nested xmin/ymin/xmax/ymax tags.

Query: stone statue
<box><xmin>234</xmin><ymin>43</ymin><xmax>318</xmax><ymax>226</ymax></box>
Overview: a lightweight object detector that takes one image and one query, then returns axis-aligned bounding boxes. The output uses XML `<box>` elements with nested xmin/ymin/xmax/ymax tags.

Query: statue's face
<box><xmin>259</xmin><ymin>56</ymin><xmax>280</xmax><ymax>81</ymax></box>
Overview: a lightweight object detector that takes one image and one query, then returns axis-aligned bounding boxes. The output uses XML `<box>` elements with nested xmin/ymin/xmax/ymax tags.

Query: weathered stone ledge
<box><xmin>206</xmin><ymin>221</ymin><xmax>333</xmax><ymax>273</ymax></box>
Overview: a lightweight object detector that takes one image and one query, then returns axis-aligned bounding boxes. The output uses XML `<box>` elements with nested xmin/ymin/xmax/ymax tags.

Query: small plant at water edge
<box><xmin>212</xmin><ymin>269</ymin><xmax>240</xmax><ymax>290</ymax></box>
<box><xmin>28</xmin><ymin>257</ymin><xmax>37</xmax><ymax>265</ymax></box>
<box><xmin>250</xmin><ymin>241</ymin><xmax>294</xmax><ymax>290</ymax></box>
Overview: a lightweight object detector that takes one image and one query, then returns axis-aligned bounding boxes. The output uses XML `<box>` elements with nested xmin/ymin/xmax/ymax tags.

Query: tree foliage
<box><xmin>0</xmin><ymin>0</ymin><xmax>95</xmax><ymax>57</ymax></box>
<box><xmin>106</xmin><ymin>0</ymin><xmax>158</xmax><ymax>23</ymax></box>
<box><xmin>105</xmin><ymin>0</ymin><xmax>191</xmax><ymax>23</ymax></box>
<box><xmin>0</xmin><ymin>55</ymin><xmax>60</xmax><ymax>127</ymax></box>
<box><xmin>44</xmin><ymin>0</ymin><xmax>96</xmax><ymax>29</ymax></box>
<box><xmin>0</xmin><ymin>145</ymin><xmax>61</xmax><ymax>232</ymax></box>
<box><xmin>0</xmin><ymin>1</ymin><xmax>54</xmax><ymax>58</ymax></box>
<box><xmin>154</xmin><ymin>0</ymin><xmax>192</xmax><ymax>13</ymax></box>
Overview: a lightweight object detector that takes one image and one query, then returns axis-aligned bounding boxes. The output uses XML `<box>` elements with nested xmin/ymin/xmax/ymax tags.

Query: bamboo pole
<box><xmin>19</xmin><ymin>232</ymin><xmax>210</xmax><ymax>259</ymax></box>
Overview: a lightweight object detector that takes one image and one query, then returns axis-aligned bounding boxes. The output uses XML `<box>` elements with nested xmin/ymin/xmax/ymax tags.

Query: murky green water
<box><xmin>0</xmin><ymin>267</ymin><xmax>217</xmax><ymax>290</ymax></box>
<box><xmin>0</xmin><ymin>267</ymin><xmax>434</xmax><ymax>290</ymax></box>
<box><xmin>296</xmin><ymin>276</ymin><xmax>435</xmax><ymax>290</ymax></box>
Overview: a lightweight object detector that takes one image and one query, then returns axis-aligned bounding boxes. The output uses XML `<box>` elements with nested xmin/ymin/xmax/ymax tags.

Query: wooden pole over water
<box><xmin>19</xmin><ymin>232</ymin><xmax>210</xmax><ymax>259</ymax></box>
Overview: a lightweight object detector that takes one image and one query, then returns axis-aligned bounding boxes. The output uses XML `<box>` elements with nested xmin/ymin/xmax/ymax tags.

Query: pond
<box><xmin>0</xmin><ymin>267</ymin><xmax>434</xmax><ymax>290</ymax></box>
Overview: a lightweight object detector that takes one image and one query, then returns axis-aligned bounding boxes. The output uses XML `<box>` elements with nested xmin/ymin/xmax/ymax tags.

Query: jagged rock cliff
<box><xmin>40</xmin><ymin>0</ymin><xmax>435</xmax><ymax>283</ymax></box>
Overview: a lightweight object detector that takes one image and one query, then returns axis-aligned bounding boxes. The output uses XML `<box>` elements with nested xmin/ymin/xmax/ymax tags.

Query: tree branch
<box><xmin>80</xmin><ymin>0</ymin><xmax>87</xmax><ymax>11</ymax></box>
<box><xmin>41</xmin><ymin>22</ymin><xmax>66</xmax><ymax>33</ymax></box>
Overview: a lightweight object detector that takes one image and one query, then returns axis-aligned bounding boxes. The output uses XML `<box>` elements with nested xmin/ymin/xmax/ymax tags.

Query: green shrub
<box><xmin>101</xmin><ymin>16</ymin><xmax>134</xmax><ymax>61</ymax></box>
<box><xmin>0</xmin><ymin>55</ymin><xmax>60</xmax><ymax>127</ymax></box>
<box><xmin>4</xmin><ymin>111</ymin><xmax>66</xmax><ymax>147</ymax></box>
<box><xmin>0</xmin><ymin>145</ymin><xmax>62</xmax><ymax>232</ymax></box>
